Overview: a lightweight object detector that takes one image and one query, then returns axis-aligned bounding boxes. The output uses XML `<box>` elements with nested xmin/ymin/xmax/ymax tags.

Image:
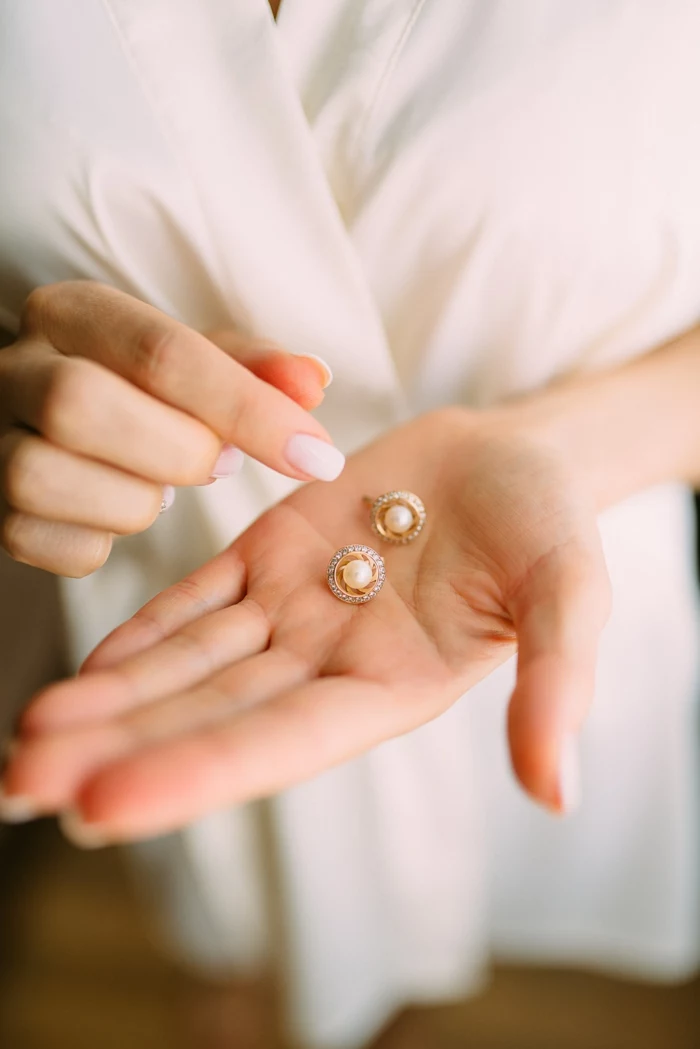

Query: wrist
<box><xmin>480</xmin><ymin>324</ymin><xmax>700</xmax><ymax>512</ymax></box>
<box><xmin>483</xmin><ymin>385</ymin><xmax>625</xmax><ymax>513</ymax></box>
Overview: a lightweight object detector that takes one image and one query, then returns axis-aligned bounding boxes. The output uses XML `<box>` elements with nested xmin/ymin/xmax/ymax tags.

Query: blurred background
<box><xmin>1</xmin><ymin>550</ymin><xmax>699</xmax><ymax>1049</ymax></box>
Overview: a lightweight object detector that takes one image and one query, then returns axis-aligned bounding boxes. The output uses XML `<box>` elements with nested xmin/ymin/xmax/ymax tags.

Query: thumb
<box><xmin>206</xmin><ymin>329</ymin><xmax>332</xmax><ymax>410</ymax></box>
<box><xmin>506</xmin><ymin>537</ymin><xmax>611</xmax><ymax>814</ymax></box>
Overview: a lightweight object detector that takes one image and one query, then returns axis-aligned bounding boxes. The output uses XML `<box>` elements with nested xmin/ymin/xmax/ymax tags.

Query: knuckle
<box><xmin>21</xmin><ymin>284</ymin><xmax>57</xmax><ymax>332</ymax></box>
<box><xmin>167</xmin><ymin>575</ymin><xmax>215</xmax><ymax>616</ymax></box>
<box><xmin>22</xmin><ymin>280</ymin><xmax>104</xmax><ymax>333</ymax></box>
<box><xmin>40</xmin><ymin>359</ymin><xmax>97</xmax><ymax>445</ymax></box>
<box><xmin>131</xmin><ymin>324</ymin><xmax>180</xmax><ymax>388</ymax></box>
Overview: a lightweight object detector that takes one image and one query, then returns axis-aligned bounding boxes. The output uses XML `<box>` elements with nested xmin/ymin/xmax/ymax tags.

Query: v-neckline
<box><xmin>103</xmin><ymin>0</ymin><xmax>404</xmax><ymax>399</ymax></box>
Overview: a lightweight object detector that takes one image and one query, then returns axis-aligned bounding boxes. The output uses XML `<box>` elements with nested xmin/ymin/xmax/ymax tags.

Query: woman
<box><xmin>0</xmin><ymin>2</ymin><xmax>699</xmax><ymax>1046</ymax></box>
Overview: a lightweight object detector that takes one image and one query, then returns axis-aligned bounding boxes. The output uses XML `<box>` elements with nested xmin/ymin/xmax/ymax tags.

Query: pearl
<box><xmin>384</xmin><ymin>504</ymin><xmax>414</xmax><ymax>534</ymax></box>
<box><xmin>343</xmin><ymin>559</ymin><xmax>373</xmax><ymax>590</ymax></box>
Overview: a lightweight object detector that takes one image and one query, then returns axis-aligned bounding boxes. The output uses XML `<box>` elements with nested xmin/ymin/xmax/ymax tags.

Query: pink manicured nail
<box><xmin>300</xmin><ymin>354</ymin><xmax>333</xmax><ymax>389</ymax></box>
<box><xmin>60</xmin><ymin>810</ymin><xmax>110</xmax><ymax>850</ymax></box>
<box><xmin>159</xmin><ymin>485</ymin><xmax>175</xmax><ymax>514</ymax></box>
<box><xmin>285</xmin><ymin>434</ymin><xmax>345</xmax><ymax>481</ymax></box>
<box><xmin>211</xmin><ymin>444</ymin><xmax>244</xmax><ymax>478</ymax></box>
<box><xmin>558</xmin><ymin>733</ymin><xmax>582</xmax><ymax>814</ymax></box>
<box><xmin>0</xmin><ymin>786</ymin><xmax>39</xmax><ymax>824</ymax></box>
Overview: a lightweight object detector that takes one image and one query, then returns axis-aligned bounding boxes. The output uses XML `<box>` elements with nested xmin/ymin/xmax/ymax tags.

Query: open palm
<box><xmin>5</xmin><ymin>409</ymin><xmax>610</xmax><ymax>841</ymax></box>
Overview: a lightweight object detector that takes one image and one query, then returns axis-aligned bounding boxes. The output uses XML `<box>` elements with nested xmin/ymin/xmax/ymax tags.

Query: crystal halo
<box><xmin>327</xmin><ymin>545</ymin><xmax>386</xmax><ymax>603</ymax></box>
<box><xmin>369</xmin><ymin>490</ymin><xmax>426</xmax><ymax>545</ymax></box>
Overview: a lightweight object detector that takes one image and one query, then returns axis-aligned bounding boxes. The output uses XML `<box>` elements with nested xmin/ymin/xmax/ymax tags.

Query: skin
<box><xmin>3</xmin><ymin>311</ymin><xmax>700</xmax><ymax>842</ymax></box>
<box><xmin>5</xmin><ymin>405</ymin><xmax>609</xmax><ymax>841</ymax></box>
<box><xmin>0</xmin><ymin>282</ymin><xmax>334</xmax><ymax>576</ymax></box>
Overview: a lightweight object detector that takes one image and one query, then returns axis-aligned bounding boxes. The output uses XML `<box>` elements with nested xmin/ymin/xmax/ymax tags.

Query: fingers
<box><xmin>79</xmin><ymin>676</ymin><xmax>394</xmax><ymax>842</ymax></box>
<box><xmin>1</xmin><ymin>340</ymin><xmax>221</xmax><ymax>485</ymax></box>
<box><xmin>23</xmin><ymin>283</ymin><xmax>344</xmax><ymax>481</ymax></box>
<box><xmin>23</xmin><ymin>598</ymin><xmax>271</xmax><ymax>732</ymax></box>
<box><xmin>82</xmin><ymin>545</ymin><xmax>248</xmax><ymax>671</ymax></box>
<box><xmin>0</xmin><ymin>283</ymin><xmax>341</xmax><ymax>575</ymax></box>
<box><xmin>206</xmin><ymin>329</ymin><xmax>331</xmax><ymax>411</ymax></box>
<box><xmin>0</xmin><ymin>429</ymin><xmax>162</xmax><ymax>533</ymax></box>
<box><xmin>506</xmin><ymin>539</ymin><xmax>611</xmax><ymax>813</ymax></box>
<box><xmin>3</xmin><ymin>646</ymin><xmax>312</xmax><ymax>825</ymax></box>
<box><xmin>5</xmin><ymin>676</ymin><xmax>388</xmax><ymax>843</ymax></box>
<box><xmin>0</xmin><ymin>512</ymin><xmax>112</xmax><ymax>577</ymax></box>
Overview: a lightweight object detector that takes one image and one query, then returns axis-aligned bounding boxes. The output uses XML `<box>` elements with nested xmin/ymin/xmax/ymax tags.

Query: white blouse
<box><xmin>1</xmin><ymin>2</ymin><xmax>699</xmax><ymax>1046</ymax></box>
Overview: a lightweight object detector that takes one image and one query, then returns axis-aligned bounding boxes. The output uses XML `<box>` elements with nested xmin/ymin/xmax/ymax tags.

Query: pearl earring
<box><xmin>368</xmin><ymin>491</ymin><xmax>426</xmax><ymax>545</ymax></box>
<box><xmin>327</xmin><ymin>546</ymin><xmax>386</xmax><ymax>603</ymax></box>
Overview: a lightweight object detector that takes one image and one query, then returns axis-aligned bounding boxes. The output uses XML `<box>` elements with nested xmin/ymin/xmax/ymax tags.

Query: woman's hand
<box><xmin>0</xmin><ymin>281</ymin><xmax>339</xmax><ymax>576</ymax></box>
<box><xmin>1</xmin><ymin>407</ymin><xmax>611</xmax><ymax>839</ymax></box>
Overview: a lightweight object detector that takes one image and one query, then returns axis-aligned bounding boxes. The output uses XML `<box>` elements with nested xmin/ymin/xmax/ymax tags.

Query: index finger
<box><xmin>24</xmin><ymin>282</ymin><xmax>345</xmax><ymax>481</ymax></box>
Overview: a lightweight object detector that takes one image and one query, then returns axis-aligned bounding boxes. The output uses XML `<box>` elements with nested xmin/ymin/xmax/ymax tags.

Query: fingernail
<box><xmin>558</xmin><ymin>732</ymin><xmax>582</xmax><ymax>814</ymax></box>
<box><xmin>60</xmin><ymin>810</ymin><xmax>109</xmax><ymax>850</ymax></box>
<box><xmin>211</xmin><ymin>444</ymin><xmax>244</xmax><ymax>478</ymax></box>
<box><xmin>0</xmin><ymin>786</ymin><xmax>40</xmax><ymax>824</ymax></box>
<box><xmin>300</xmin><ymin>354</ymin><xmax>333</xmax><ymax>389</ymax></box>
<box><xmin>285</xmin><ymin>434</ymin><xmax>345</xmax><ymax>481</ymax></box>
<box><xmin>159</xmin><ymin>485</ymin><xmax>175</xmax><ymax>514</ymax></box>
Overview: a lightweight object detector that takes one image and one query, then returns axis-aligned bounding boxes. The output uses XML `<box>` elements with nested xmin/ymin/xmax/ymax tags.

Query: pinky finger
<box><xmin>1</xmin><ymin>511</ymin><xmax>112</xmax><ymax>577</ymax></box>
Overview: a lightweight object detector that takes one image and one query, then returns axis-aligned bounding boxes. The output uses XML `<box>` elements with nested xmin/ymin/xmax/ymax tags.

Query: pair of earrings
<box><xmin>327</xmin><ymin>490</ymin><xmax>426</xmax><ymax>604</ymax></box>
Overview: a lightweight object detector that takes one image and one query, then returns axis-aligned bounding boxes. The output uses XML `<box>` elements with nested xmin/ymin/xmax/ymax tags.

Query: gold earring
<box><xmin>327</xmin><ymin>546</ymin><xmax>386</xmax><ymax>603</ymax></box>
<box><xmin>367</xmin><ymin>491</ymin><xmax>426</xmax><ymax>545</ymax></box>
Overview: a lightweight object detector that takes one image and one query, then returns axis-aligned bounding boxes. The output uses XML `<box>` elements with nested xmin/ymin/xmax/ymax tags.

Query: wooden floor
<box><xmin>0</xmin><ymin>820</ymin><xmax>698</xmax><ymax>1049</ymax></box>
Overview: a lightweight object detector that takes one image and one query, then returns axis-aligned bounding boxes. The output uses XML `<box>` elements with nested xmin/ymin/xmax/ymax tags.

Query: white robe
<box><xmin>1</xmin><ymin>2</ymin><xmax>699</xmax><ymax>1045</ymax></box>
